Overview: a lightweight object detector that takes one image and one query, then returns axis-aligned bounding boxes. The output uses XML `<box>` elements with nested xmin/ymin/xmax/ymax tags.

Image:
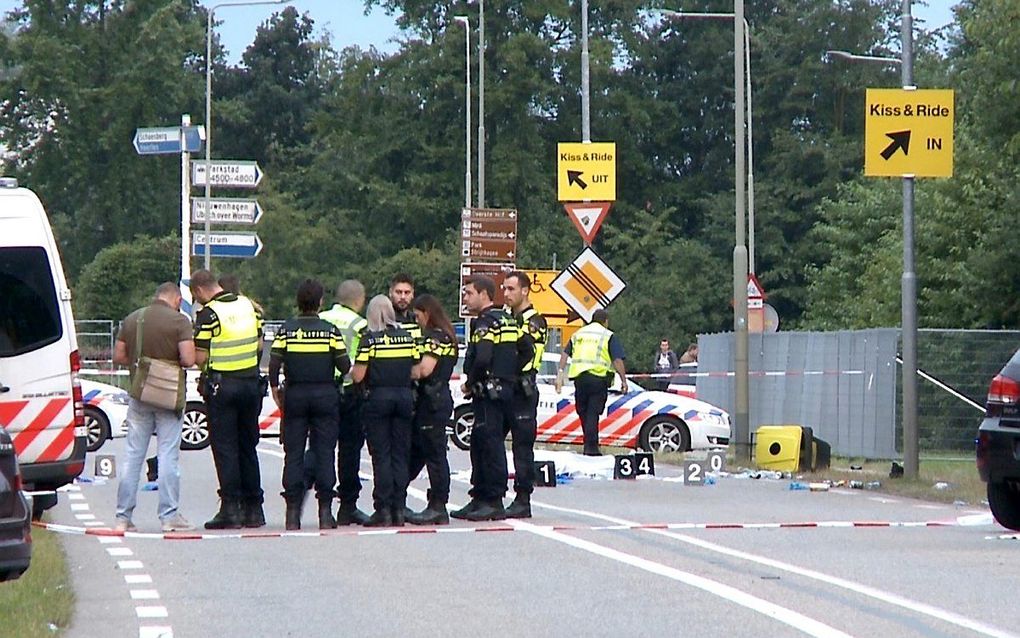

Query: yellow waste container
<box><xmin>755</xmin><ymin>425</ymin><xmax>804</xmax><ymax>472</ymax></box>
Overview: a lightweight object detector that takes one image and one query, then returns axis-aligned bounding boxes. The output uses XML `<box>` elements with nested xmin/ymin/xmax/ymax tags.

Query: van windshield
<box><xmin>0</xmin><ymin>247</ymin><xmax>63</xmax><ymax>357</ymax></box>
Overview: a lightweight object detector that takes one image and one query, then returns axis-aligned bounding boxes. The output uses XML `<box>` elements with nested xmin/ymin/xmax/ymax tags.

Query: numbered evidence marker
<box><xmin>614</xmin><ymin>453</ymin><xmax>654</xmax><ymax>480</ymax></box>
<box><xmin>684</xmin><ymin>461</ymin><xmax>705</xmax><ymax>486</ymax></box>
<box><xmin>95</xmin><ymin>454</ymin><xmax>117</xmax><ymax>478</ymax></box>
<box><xmin>534</xmin><ymin>461</ymin><xmax>557</xmax><ymax>487</ymax></box>
<box><xmin>706</xmin><ymin>451</ymin><xmax>726</xmax><ymax>474</ymax></box>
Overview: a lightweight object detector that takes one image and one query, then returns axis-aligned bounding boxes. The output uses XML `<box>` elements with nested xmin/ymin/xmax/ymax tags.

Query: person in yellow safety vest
<box><xmin>556</xmin><ymin>308</ymin><xmax>628</xmax><ymax>456</ymax></box>
<box><xmin>319</xmin><ymin>280</ymin><xmax>372</xmax><ymax>526</ymax></box>
<box><xmin>501</xmin><ymin>271</ymin><xmax>547</xmax><ymax>518</ymax></box>
<box><xmin>190</xmin><ymin>269</ymin><xmax>266</xmax><ymax>529</ymax></box>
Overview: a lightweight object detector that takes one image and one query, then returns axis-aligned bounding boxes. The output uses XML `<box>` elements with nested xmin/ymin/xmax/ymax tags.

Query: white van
<box><xmin>0</xmin><ymin>178</ymin><xmax>86</xmax><ymax>516</ymax></box>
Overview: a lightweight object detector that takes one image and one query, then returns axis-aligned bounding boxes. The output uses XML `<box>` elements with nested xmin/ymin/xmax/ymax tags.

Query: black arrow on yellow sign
<box><xmin>567</xmin><ymin>170</ymin><xmax>588</xmax><ymax>190</ymax></box>
<box><xmin>880</xmin><ymin>130</ymin><xmax>911</xmax><ymax>160</ymax></box>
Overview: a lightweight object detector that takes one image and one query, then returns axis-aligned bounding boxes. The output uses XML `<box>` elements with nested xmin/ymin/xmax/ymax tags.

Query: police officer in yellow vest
<box><xmin>556</xmin><ymin>309</ymin><xmax>628</xmax><ymax>456</ymax></box>
<box><xmin>319</xmin><ymin>280</ymin><xmax>371</xmax><ymax>525</ymax></box>
<box><xmin>190</xmin><ymin>269</ymin><xmax>266</xmax><ymax>529</ymax></box>
<box><xmin>501</xmin><ymin>271</ymin><xmax>547</xmax><ymax>518</ymax></box>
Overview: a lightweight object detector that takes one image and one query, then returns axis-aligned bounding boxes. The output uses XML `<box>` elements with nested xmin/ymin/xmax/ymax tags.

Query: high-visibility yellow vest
<box><xmin>567</xmin><ymin>322</ymin><xmax>613</xmax><ymax>379</ymax></box>
<box><xmin>320</xmin><ymin>304</ymin><xmax>366</xmax><ymax>386</ymax></box>
<box><xmin>519</xmin><ymin>306</ymin><xmax>547</xmax><ymax>373</ymax></box>
<box><xmin>206</xmin><ymin>296</ymin><xmax>259</xmax><ymax>372</ymax></box>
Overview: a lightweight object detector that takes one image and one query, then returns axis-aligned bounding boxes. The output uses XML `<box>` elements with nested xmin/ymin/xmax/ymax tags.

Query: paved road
<box><xmin>45</xmin><ymin>437</ymin><xmax>1017</xmax><ymax>638</ymax></box>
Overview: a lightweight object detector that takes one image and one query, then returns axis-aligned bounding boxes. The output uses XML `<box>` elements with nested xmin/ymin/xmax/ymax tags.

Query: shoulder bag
<box><xmin>128</xmin><ymin>307</ymin><xmax>186</xmax><ymax>412</ymax></box>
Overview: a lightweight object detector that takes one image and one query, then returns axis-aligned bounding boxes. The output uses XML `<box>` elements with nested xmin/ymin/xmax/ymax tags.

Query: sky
<box><xmin>0</xmin><ymin>1</ymin><xmax>959</xmax><ymax>65</ymax></box>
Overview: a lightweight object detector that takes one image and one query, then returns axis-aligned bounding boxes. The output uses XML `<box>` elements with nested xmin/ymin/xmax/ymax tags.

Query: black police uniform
<box><xmin>356</xmin><ymin>326</ymin><xmax>419</xmax><ymax>527</ymax></box>
<box><xmin>194</xmin><ymin>291</ymin><xmax>265</xmax><ymax>530</ymax></box>
<box><xmin>451</xmin><ymin>305</ymin><xmax>530</xmax><ymax>522</ymax></box>
<box><xmin>269</xmin><ymin>315</ymin><xmax>349</xmax><ymax>529</ymax></box>
<box><xmin>505</xmin><ymin>306</ymin><xmax>547</xmax><ymax>516</ymax></box>
<box><xmin>406</xmin><ymin>327</ymin><xmax>457</xmax><ymax>524</ymax></box>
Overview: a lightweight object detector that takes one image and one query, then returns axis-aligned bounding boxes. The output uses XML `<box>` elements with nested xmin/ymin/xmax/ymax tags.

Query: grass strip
<box><xmin>0</xmin><ymin>528</ymin><xmax>75</xmax><ymax>638</ymax></box>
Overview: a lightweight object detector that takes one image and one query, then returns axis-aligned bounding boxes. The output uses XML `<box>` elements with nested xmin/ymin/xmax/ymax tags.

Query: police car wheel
<box><xmin>83</xmin><ymin>406</ymin><xmax>111</xmax><ymax>453</ymax></box>
<box><xmin>638</xmin><ymin>416</ymin><xmax>690</xmax><ymax>454</ymax></box>
<box><xmin>451</xmin><ymin>405</ymin><xmax>473</xmax><ymax>451</ymax></box>
<box><xmin>181</xmin><ymin>402</ymin><xmax>211</xmax><ymax>451</ymax></box>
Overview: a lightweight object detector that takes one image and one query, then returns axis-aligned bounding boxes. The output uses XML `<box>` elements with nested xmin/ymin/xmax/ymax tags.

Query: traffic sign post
<box><xmin>134</xmin><ymin>125</ymin><xmax>205</xmax><ymax>155</ymax></box>
<box><xmin>563</xmin><ymin>202</ymin><xmax>612</xmax><ymax>244</ymax></box>
<box><xmin>191</xmin><ymin>198</ymin><xmax>263</xmax><ymax>225</ymax></box>
<box><xmin>191</xmin><ymin>160</ymin><xmax>264</xmax><ymax>188</ymax></box>
<box><xmin>191</xmin><ymin>232</ymin><xmax>263</xmax><ymax>259</ymax></box>
<box><xmin>459</xmin><ymin>262</ymin><xmax>514</xmax><ymax>318</ymax></box>
<box><xmin>460</xmin><ymin>208</ymin><xmax>517</xmax><ymax>261</ymax></box>
<box><xmin>747</xmin><ymin>273</ymin><xmax>766</xmax><ymax>333</ymax></box>
<box><xmin>550</xmin><ymin>247</ymin><xmax>627</xmax><ymax>323</ymax></box>
<box><xmin>522</xmin><ymin>269</ymin><xmax>574</xmax><ymax>327</ymax></box>
<box><xmin>864</xmin><ymin>88</ymin><xmax>954</xmax><ymax>178</ymax></box>
<box><xmin>557</xmin><ymin>142</ymin><xmax>616</xmax><ymax>201</ymax></box>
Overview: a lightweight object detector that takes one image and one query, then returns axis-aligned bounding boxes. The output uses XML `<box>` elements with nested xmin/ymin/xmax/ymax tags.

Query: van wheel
<box><xmin>181</xmin><ymin>402</ymin><xmax>210</xmax><ymax>451</ymax></box>
<box><xmin>31</xmin><ymin>491</ymin><xmax>58</xmax><ymax>521</ymax></box>
<box><xmin>988</xmin><ymin>481</ymin><xmax>1020</xmax><ymax>531</ymax></box>
<box><xmin>451</xmin><ymin>405</ymin><xmax>473</xmax><ymax>451</ymax></box>
<box><xmin>83</xmin><ymin>406</ymin><xmax>111</xmax><ymax>452</ymax></box>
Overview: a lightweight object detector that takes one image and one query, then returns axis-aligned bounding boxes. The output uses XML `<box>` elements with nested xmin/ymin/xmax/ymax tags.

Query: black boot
<box><xmin>285</xmin><ymin>500</ymin><xmax>302</xmax><ymax>531</ymax></box>
<box><xmin>392</xmin><ymin>506</ymin><xmax>406</xmax><ymax>527</ymax></box>
<box><xmin>318</xmin><ymin>501</ymin><xmax>336</xmax><ymax>530</ymax></box>
<box><xmin>243</xmin><ymin>500</ymin><xmax>266</xmax><ymax>529</ymax></box>
<box><xmin>408</xmin><ymin>501</ymin><xmax>450</xmax><ymax>526</ymax></box>
<box><xmin>335</xmin><ymin>503</ymin><xmax>370</xmax><ymax>526</ymax></box>
<box><xmin>505</xmin><ymin>493</ymin><xmax>532</xmax><ymax>519</ymax></box>
<box><xmin>204</xmin><ymin>499</ymin><xmax>243</xmax><ymax>530</ymax></box>
<box><xmin>463</xmin><ymin>499</ymin><xmax>506</xmax><ymax>522</ymax></box>
<box><xmin>363</xmin><ymin>509</ymin><xmax>393</xmax><ymax>527</ymax></box>
<box><xmin>450</xmin><ymin>499</ymin><xmax>483</xmax><ymax>520</ymax></box>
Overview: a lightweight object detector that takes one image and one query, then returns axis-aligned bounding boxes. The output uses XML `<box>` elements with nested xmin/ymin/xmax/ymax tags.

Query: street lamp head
<box><xmin>453</xmin><ymin>16</ymin><xmax>470</xmax><ymax>27</ymax></box>
<box><xmin>825</xmin><ymin>49</ymin><xmax>902</xmax><ymax>65</ymax></box>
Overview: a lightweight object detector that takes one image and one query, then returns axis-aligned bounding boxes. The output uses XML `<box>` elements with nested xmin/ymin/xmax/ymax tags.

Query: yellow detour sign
<box><xmin>550</xmin><ymin>247</ymin><xmax>627</xmax><ymax>323</ymax></box>
<box><xmin>523</xmin><ymin>269</ymin><xmax>576</xmax><ymax>328</ymax></box>
<box><xmin>557</xmin><ymin>142</ymin><xmax>616</xmax><ymax>201</ymax></box>
<box><xmin>865</xmin><ymin>88</ymin><xmax>954</xmax><ymax>178</ymax></box>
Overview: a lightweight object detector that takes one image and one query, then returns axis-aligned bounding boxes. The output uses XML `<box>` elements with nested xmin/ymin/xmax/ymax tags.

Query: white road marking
<box><xmin>130</xmin><ymin>590</ymin><xmax>160</xmax><ymax>600</ymax></box>
<box><xmin>75</xmin><ymin>513</ymin><xmax>96</xmax><ymax>520</ymax></box>
<box><xmin>135</xmin><ymin>607</ymin><xmax>168</xmax><ymax>619</ymax></box>
<box><xmin>126</xmin><ymin>574</ymin><xmax>153</xmax><ymax>584</ymax></box>
<box><xmin>107</xmin><ymin>547</ymin><xmax>134</xmax><ymax>557</ymax></box>
<box><xmin>82</xmin><ymin>521</ymin><xmax>104</xmax><ymax>527</ymax></box>
<box><xmin>139</xmin><ymin>627</ymin><xmax>173</xmax><ymax>638</ymax></box>
<box><xmin>118</xmin><ymin>560</ymin><xmax>144</xmax><ymax>570</ymax></box>
<box><xmin>70</xmin><ymin>503</ymin><xmax>90</xmax><ymax>511</ymax></box>
<box><xmin>68</xmin><ymin>492</ymin><xmax>85</xmax><ymax>500</ymax></box>
<box><xmin>98</xmin><ymin>536</ymin><xmax>122</xmax><ymax>544</ymax></box>
<box><xmin>532</xmin><ymin>500</ymin><xmax>1018</xmax><ymax>638</ymax></box>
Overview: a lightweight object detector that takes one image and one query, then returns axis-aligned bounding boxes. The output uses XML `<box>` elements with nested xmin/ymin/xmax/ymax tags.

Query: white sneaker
<box><xmin>161</xmin><ymin>514</ymin><xmax>195</xmax><ymax>532</ymax></box>
<box><xmin>113</xmin><ymin>518</ymin><xmax>136</xmax><ymax>533</ymax></box>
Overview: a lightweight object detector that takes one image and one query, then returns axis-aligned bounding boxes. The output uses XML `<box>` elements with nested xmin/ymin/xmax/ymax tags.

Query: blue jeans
<box><xmin>116</xmin><ymin>398</ymin><xmax>183</xmax><ymax>522</ymax></box>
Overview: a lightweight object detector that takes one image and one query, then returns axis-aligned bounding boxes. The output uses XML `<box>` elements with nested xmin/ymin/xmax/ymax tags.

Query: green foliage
<box><xmin>74</xmin><ymin>234</ymin><xmax>181</xmax><ymax>320</ymax></box>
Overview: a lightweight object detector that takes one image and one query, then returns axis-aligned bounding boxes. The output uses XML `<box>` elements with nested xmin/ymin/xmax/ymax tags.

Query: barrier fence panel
<box><xmin>74</xmin><ymin>320</ymin><xmax>115</xmax><ymax>369</ymax></box>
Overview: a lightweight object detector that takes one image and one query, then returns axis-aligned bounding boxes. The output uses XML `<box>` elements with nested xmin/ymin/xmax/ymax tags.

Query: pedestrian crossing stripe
<box><xmin>550</xmin><ymin>247</ymin><xmax>626</xmax><ymax>322</ymax></box>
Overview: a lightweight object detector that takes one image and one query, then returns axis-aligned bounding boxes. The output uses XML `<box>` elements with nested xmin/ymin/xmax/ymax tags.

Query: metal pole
<box><xmin>733</xmin><ymin>0</ymin><xmax>750</xmax><ymax>463</ymax></box>
<box><xmin>581</xmin><ymin>0</ymin><xmax>591</xmax><ymax>143</ymax></box>
<box><xmin>455</xmin><ymin>17</ymin><xmax>472</xmax><ymax>209</ymax></box>
<box><xmin>204</xmin><ymin>8</ymin><xmax>213</xmax><ymax>270</ymax></box>
<box><xmin>900</xmin><ymin>0</ymin><xmax>919</xmax><ymax>479</ymax></box>
<box><xmin>181</xmin><ymin>113</ymin><xmax>191</xmax><ymax>284</ymax></box>
<box><xmin>477</xmin><ymin>0</ymin><xmax>485</xmax><ymax>207</ymax></box>
<box><xmin>745</xmin><ymin>23</ymin><xmax>755</xmax><ymax>274</ymax></box>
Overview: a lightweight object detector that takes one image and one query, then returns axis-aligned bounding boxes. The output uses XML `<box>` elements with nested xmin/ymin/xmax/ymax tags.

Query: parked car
<box><xmin>448</xmin><ymin>352</ymin><xmax>731</xmax><ymax>454</ymax></box>
<box><xmin>180</xmin><ymin>370</ymin><xmax>281</xmax><ymax>450</ymax></box>
<box><xmin>976</xmin><ymin>347</ymin><xmax>1020</xmax><ymax>530</ymax></box>
<box><xmin>0</xmin><ymin>425</ymin><xmax>32</xmax><ymax>582</ymax></box>
<box><xmin>80</xmin><ymin>379</ymin><xmax>130</xmax><ymax>452</ymax></box>
<box><xmin>0</xmin><ymin>178</ymin><xmax>86</xmax><ymax>519</ymax></box>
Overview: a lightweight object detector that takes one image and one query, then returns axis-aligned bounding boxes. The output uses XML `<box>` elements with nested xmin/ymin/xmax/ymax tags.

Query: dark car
<box><xmin>976</xmin><ymin>348</ymin><xmax>1020</xmax><ymax>531</ymax></box>
<box><xmin>0</xmin><ymin>425</ymin><xmax>32</xmax><ymax>582</ymax></box>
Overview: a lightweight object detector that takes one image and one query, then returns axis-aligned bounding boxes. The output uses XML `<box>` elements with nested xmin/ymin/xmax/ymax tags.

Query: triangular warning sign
<box><xmin>563</xmin><ymin>202</ymin><xmax>613</xmax><ymax>243</ymax></box>
<box><xmin>747</xmin><ymin>273</ymin><xmax>766</xmax><ymax>299</ymax></box>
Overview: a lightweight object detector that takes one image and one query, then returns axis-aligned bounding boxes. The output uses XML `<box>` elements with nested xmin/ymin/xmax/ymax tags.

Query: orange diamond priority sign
<box><xmin>550</xmin><ymin>247</ymin><xmax>627</xmax><ymax>322</ymax></box>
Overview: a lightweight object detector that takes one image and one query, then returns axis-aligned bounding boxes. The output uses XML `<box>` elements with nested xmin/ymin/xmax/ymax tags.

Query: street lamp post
<box><xmin>204</xmin><ymin>0</ymin><xmax>286</xmax><ymax>270</ymax></box>
<box><xmin>477</xmin><ymin>0</ymin><xmax>485</xmax><ymax>207</ymax></box>
<box><xmin>661</xmin><ymin>6</ymin><xmax>750</xmax><ymax>461</ymax></box>
<box><xmin>660</xmin><ymin>9</ymin><xmax>755</xmax><ymax>274</ymax></box>
<box><xmin>581</xmin><ymin>0</ymin><xmax>591</xmax><ymax>143</ymax></box>
<box><xmin>824</xmin><ymin>1</ymin><xmax>917</xmax><ymax>479</ymax></box>
<box><xmin>454</xmin><ymin>16</ymin><xmax>472</xmax><ymax>209</ymax></box>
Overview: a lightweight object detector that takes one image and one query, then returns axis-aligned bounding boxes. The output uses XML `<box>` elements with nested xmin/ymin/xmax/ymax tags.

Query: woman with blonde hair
<box><xmin>351</xmin><ymin>295</ymin><xmax>420</xmax><ymax>526</ymax></box>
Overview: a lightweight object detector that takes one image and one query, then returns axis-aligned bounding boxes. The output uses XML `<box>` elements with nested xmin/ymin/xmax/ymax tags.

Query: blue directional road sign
<box><xmin>133</xmin><ymin>126</ymin><xmax>205</xmax><ymax>155</ymax></box>
<box><xmin>191</xmin><ymin>232</ymin><xmax>263</xmax><ymax>259</ymax></box>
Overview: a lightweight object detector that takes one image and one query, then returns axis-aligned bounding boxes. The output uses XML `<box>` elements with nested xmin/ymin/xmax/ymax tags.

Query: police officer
<box><xmin>405</xmin><ymin>294</ymin><xmax>457</xmax><ymax>525</ymax></box>
<box><xmin>319</xmin><ymin>280</ymin><xmax>370</xmax><ymax>525</ymax></box>
<box><xmin>269</xmin><ymin>279</ymin><xmax>350</xmax><ymax>530</ymax></box>
<box><xmin>351</xmin><ymin>295</ymin><xmax>421</xmax><ymax>527</ymax></box>
<box><xmin>190</xmin><ymin>269</ymin><xmax>265</xmax><ymax>529</ymax></box>
<box><xmin>389</xmin><ymin>273</ymin><xmax>422</xmax><ymax>344</ymax></box>
<box><xmin>501</xmin><ymin>271</ymin><xmax>547</xmax><ymax>519</ymax></box>
<box><xmin>451</xmin><ymin>275</ymin><xmax>531</xmax><ymax>522</ymax></box>
<box><xmin>556</xmin><ymin>309</ymin><xmax>628</xmax><ymax>456</ymax></box>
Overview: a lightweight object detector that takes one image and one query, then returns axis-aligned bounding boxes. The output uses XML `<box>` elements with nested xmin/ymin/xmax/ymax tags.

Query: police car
<box><xmin>80</xmin><ymin>379</ymin><xmax>130</xmax><ymax>452</ymax></box>
<box><xmin>449</xmin><ymin>353</ymin><xmax>731</xmax><ymax>454</ymax></box>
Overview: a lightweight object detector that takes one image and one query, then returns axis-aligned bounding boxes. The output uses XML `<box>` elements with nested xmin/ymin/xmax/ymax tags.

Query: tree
<box><xmin>75</xmin><ymin>234</ymin><xmax>181</xmax><ymax>320</ymax></box>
